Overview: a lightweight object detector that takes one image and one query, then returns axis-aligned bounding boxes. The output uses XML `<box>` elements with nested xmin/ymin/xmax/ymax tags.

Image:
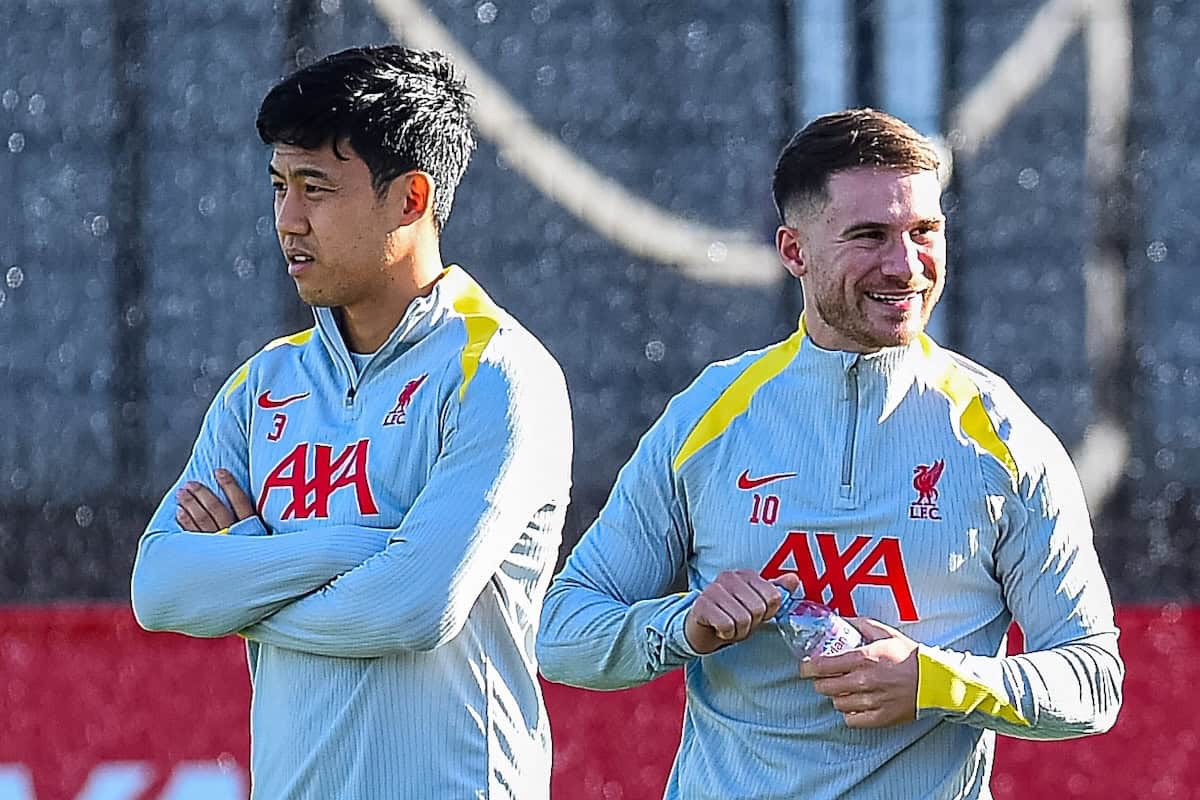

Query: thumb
<box><xmin>845</xmin><ymin>616</ymin><xmax>901</xmax><ymax>643</ymax></box>
<box><xmin>769</xmin><ymin>573</ymin><xmax>801</xmax><ymax>593</ymax></box>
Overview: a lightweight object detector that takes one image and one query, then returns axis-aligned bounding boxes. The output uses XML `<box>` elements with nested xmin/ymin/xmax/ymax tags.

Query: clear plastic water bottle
<box><xmin>774</xmin><ymin>587</ymin><xmax>863</xmax><ymax>658</ymax></box>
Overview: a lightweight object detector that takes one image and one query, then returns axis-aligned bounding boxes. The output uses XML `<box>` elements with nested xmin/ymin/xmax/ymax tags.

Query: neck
<box><xmin>338</xmin><ymin>240</ymin><xmax>445</xmax><ymax>353</ymax></box>
<box><xmin>802</xmin><ymin>315</ymin><xmax>880</xmax><ymax>355</ymax></box>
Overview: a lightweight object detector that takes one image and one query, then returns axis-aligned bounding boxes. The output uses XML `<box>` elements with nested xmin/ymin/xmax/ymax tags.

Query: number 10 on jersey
<box><xmin>749</xmin><ymin>494</ymin><xmax>780</xmax><ymax>525</ymax></box>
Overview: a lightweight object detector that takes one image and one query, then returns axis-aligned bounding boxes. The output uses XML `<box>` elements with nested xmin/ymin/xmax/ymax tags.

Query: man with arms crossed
<box><xmin>132</xmin><ymin>46</ymin><xmax>571</xmax><ymax>799</ymax></box>
<box><xmin>538</xmin><ymin>109</ymin><xmax>1122</xmax><ymax>799</ymax></box>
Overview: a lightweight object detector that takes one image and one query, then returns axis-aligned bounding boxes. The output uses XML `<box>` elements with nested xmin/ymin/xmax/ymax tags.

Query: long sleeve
<box><xmin>240</xmin><ymin>342</ymin><xmax>572</xmax><ymax>657</ymax></box>
<box><xmin>130</xmin><ymin>367</ymin><xmax>391</xmax><ymax>637</ymax></box>
<box><xmin>915</xmin><ymin>428</ymin><xmax>1124</xmax><ymax>739</ymax></box>
<box><xmin>537</xmin><ymin>401</ymin><xmax>702</xmax><ymax>690</ymax></box>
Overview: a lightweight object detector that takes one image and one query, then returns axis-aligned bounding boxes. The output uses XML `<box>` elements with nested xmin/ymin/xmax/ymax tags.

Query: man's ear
<box><xmin>385</xmin><ymin>172</ymin><xmax>435</xmax><ymax>227</ymax></box>
<box><xmin>776</xmin><ymin>225</ymin><xmax>807</xmax><ymax>279</ymax></box>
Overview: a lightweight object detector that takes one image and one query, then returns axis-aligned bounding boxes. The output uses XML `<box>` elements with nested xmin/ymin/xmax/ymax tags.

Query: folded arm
<box><xmin>130</xmin><ymin>367</ymin><xmax>389</xmax><ymax>637</ymax></box>
<box><xmin>241</xmin><ymin>351</ymin><xmax>572</xmax><ymax>657</ymax></box>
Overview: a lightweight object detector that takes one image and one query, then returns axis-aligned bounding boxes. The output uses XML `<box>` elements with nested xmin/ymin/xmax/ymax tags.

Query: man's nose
<box><xmin>881</xmin><ymin>234</ymin><xmax>925</xmax><ymax>280</ymax></box>
<box><xmin>275</xmin><ymin>189</ymin><xmax>309</xmax><ymax>236</ymax></box>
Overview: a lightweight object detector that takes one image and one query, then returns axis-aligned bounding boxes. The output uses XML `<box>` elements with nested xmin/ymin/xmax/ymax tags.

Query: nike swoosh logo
<box><xmin>736</xmin><ymin>469</ymin><xmax>798</xmax><ymax>490</ymax></box>
<box><xmin>257</xmin><ymin>390</ymin><xmax>310</xmax><ymax>410</ymax></box>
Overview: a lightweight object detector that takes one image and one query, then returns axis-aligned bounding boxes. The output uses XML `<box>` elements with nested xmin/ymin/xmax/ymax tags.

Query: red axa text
<box><xmin>258</xmin><ymin>439</ymin><xmax>380</xmax><ymax>520</ymax></box>
<box><xmin>760</xmin><ymin>531</ymin><xmax>918</xmax><ymax>621</ymax></box>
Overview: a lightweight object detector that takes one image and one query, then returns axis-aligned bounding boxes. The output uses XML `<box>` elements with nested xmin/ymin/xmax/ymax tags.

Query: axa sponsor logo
<box><xmin>258</xmin><ymin>439</ymin><xmax>379</xmax><ymax>520</ymax></box>
<box><xmin>0</xmin><ymin>761</ymin><xmax>245</xmax><ymax>800</ymax></box>
<box><xmin>735</xmin><ymin>469</ymin><xmax>797</xmax><ymax>490</ymax></box>
<box><xmin>383</xmin><ymin>374</ymin><xmax>428</xmax><ymax>426</ymax></box>
<box><xmin>909</xmin><ymin>459</ymin><xmax>945</xmax><ymax>520</ymax></box>
<box><xmin>761</xmin><ymin>530</ymin><xmax>918</xmax><ymax>622</ymax></box>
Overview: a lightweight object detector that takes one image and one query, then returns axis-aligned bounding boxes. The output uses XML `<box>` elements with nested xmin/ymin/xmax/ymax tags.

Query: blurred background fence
<box><xmin>1</xmin><ymin>0</ymin><xmax>1198</xmax><ymax>797</ymax></box>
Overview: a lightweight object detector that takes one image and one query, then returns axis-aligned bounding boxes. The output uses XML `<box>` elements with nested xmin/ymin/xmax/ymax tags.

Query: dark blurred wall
<box><xmin>0</xmin><ymin>0</ymin><xmax>1196</xmax><ymax>602</ymax></box>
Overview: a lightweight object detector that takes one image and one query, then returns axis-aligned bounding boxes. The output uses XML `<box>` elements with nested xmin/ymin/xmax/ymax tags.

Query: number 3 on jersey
<box><xmin>749</xmin><ymin>494</ymin><xmax>780</xmax><ymax>525</ymax></box>
<box><xmin>267</xmin><ymin>413</ymin><xmax>287</xmax><ymax>442</ymax></box>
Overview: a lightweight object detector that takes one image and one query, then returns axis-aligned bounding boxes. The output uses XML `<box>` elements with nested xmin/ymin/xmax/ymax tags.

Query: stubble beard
<box><xmin>814</xmin><ymin>290</ymin><xmax>934</xmax><ymax>351</ymax></box>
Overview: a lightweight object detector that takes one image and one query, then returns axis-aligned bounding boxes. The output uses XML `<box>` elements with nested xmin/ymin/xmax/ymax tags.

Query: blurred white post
<box><xmin>790</xmin><ymin>1</ymin><xmax>852</xmax><ymax>314</ymax></box>
<box><xmin>795</xmin><ymin>0</ymin><xmax>853</xmax><ymax>123</ymax></box>
<box><xmin>878</xmin><ymin>0</ymin><xmax>951</xmax><ymax>344</ymax></box>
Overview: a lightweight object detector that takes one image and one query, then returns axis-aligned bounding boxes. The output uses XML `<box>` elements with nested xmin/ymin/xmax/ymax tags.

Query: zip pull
<box><xmin>344</xmin><ymin>386</ymin><xmax>357</xmax><ymax>407</ymax></box>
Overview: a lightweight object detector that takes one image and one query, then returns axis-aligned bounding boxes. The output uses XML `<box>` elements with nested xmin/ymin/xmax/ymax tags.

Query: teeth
<box><xmin>291</xmin><ymin>255</ymin><xmax>313</xmax><ymax>262</ymax></box>
<box><xmin>867</xmin><ymin>292</ymin><xmax>918</xmax><ymax>303</ymax></box>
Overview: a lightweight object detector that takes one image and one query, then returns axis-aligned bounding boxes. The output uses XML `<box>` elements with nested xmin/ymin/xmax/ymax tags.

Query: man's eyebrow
<box><xmin>839</xmin><ymin>216</ymin><xmax>946</xmax><ymax>237</ymax></box>
<box><xmin>839</xmin><ymin>221</ymin><xmax>888</xmax><ymax>237</ymax></box>
<box><xmin>267</xmin><ymin>164</ymin><xmax>333</xmax><ymax>180</ymax></box>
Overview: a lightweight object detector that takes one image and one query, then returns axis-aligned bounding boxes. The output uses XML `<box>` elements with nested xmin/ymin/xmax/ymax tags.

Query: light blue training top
<box><xmin>133</xmin><ymin>266</ymin><xmax>572</xmax><ymax>799</ymax></box>
<box><xmin>538</xmin><ymin>318</ymin><xmax>1122</xmax><ymax>800</ymax></box>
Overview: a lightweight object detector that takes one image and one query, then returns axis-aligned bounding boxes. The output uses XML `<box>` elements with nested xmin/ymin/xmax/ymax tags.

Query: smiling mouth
<box><xmin>865</xmin><ymin>290</ymin><xmax>924</xmax><ymax>305</ymax></box>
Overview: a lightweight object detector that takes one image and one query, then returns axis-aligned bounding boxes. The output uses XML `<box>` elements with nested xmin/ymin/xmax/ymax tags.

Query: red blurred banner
<box><xmin>0</xmin><ymin>605</ymin><xmax>1195</xmax><ymax>799</ymax></box>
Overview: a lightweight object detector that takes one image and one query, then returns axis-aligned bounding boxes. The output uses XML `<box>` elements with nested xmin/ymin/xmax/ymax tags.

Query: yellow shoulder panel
<box><xmin>264</xmin><ymin>328</ymin><xmax>315</xmax><ymax>351</ymax></box>
<box><xmin>921</xmin><ymin>335</ymin><xmax>1019</xmax><ymax>486</ymax></box>
<box><xmin>224</xmin><ymin>328</ymin><xmax>314</xmax><ymax>404</ymax></box>
<box><xmin>450</xmin><ymin>274</ymin><xmax>502</xmax><ymax>402</ymax></box>
<box><xmin>917</xmin><ymin>649</ymin><xmax>1030</xmax><ymax>727</ymax></box>
<box><xmin>224</xmin><ymin>363</ymin><xmax>250</xmax><ymax>403</ymax></box>
<box><xmin>673</xmin><ymin>320</ymin><xmax>806</xmax><ymax>472</ymax></box>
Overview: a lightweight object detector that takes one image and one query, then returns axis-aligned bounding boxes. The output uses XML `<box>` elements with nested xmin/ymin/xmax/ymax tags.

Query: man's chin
<box><xmin>864</xmin><ymin>319</ymin><xmax>927</xmax><ymax>349</ymax></box>
<box><xmin>294</xmin><ymin>284</ymin><xmax>337</xmax><ymax>308</ymax></box>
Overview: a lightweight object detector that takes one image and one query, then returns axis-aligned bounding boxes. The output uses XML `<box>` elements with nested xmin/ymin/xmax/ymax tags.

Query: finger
<box><xmin>846</xmin><ymin>617</ymin><xmax>900</xmax><ymax>643</ymax></box>
<box><xmin>720</xmin><ymin>573</ymin><xmax>775</xmax><ymax>631</ymax></box>
<box><xmin>739</xmin><ymin>571</ymin><xmax>788</xmax><ymax>617</ymax></box>
<box><xmin>842</xmin><ymin>709</ymin><xmax>882</xmax><ymax>729</ymax></box>
<box><xmin>769</xmin><ymin>572</ymin><xmax>801</xmax><ymax>595</ymax></box>
<box><xmin>176</xmin><ymin>484</ymin><xmax>223</xmax><ymax>532</ymax></box>
<box><xmin>831</xmin><ymin>691</ymin><xmax>878</xmax><ymax>715</ymax></box>
<box><xmin>189</xmin><ymin>482</ymin><xmax>235</xmax><ymax>530</ymax></box>
<box><xmin>800</xmin><ymin>651</ymin><xmax>861</xmax><ymax>679</ymax></box>
<box><xmin>175</xmin><ymin>505</ymin><xmax>203</xmax><ymax>532</ymax></box>
<box><xmin>811</xmin><ymin>673</ymin><xmax>867</xmax><ymax>697</ymax></box>
<box><xmin>215</xmin><ymin>469</ymin><xmax>256</xmax><ymax>521</ymax></box>
<box><xmin>696</xmin><ymin>585</ymin><xmax>749</xmax><ymax>641</ymax></box>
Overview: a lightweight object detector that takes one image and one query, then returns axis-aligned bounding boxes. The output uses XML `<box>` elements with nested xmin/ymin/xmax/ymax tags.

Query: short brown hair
<box><xmin>772</xmin><ymin>108</ymin><xmax>940</xmax><ymax>223</ymax></box>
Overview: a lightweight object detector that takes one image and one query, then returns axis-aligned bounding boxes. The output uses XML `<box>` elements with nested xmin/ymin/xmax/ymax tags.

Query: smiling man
<box><xmin>537</xmin><ymin>109</ymin><xmax>1123</xmax><ymax>799</ymax></box>
<box><xmin>131</xmin><ymin>46</ymin><xmax>571</xmax><ymax>799</ymax></box>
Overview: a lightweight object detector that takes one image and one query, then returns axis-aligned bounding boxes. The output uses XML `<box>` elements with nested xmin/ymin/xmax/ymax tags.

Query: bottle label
<box><xmin>774</xmin><ymin>591</ymin><xmax>863</xmax><ymax>658</ymax></box>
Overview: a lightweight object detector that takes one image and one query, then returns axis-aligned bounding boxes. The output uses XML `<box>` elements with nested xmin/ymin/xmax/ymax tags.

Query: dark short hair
<box><xmin>772</xmin><ymin>108</ymin><xmax>940</xmax><ymax>223</ymax></box>
<box><xmin>256</xmin><ymin>45</ymin><xmax>476</xmax><ymax>232</ymax></box>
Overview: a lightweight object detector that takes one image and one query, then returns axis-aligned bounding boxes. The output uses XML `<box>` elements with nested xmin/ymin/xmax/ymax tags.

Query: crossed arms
<box><xmin>132</xmin><ymin>358</ymin><xmax>571</xmax><ymax>657</ymax></box>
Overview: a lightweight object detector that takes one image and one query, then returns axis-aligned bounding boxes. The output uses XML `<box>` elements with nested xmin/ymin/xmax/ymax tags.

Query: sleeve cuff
<box><xmin>915</xmin><ymin>644</ymin><xmax>1029</xmax><ymax>727</ymax></box>
<box><xmin>224</xmin><ymin>516</ymin><xmax>269</xmax><ymax>537</ymax></box>
<box><xmin>645</xmin><ymin>591</ymin><xmax>702</xmax><ymax>670</ymax></box>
